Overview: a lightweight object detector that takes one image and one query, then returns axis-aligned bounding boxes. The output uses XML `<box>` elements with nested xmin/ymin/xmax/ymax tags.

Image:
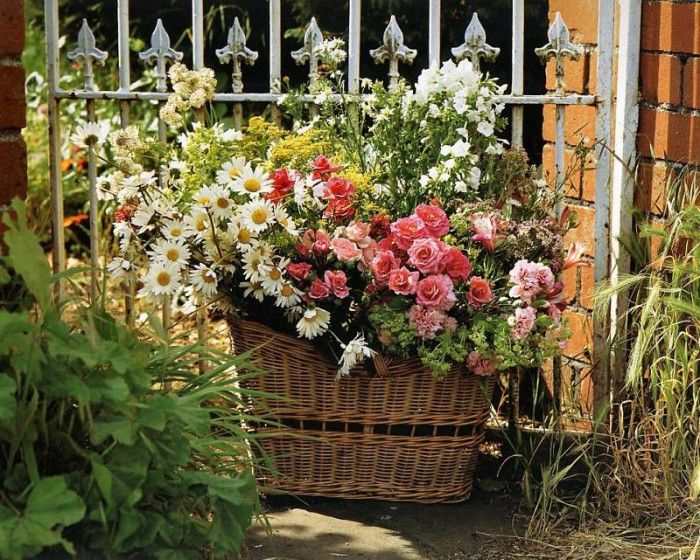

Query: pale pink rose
<box><xmin>470</xmin><ymin>215</ymin><xmax>499</xmax><ymax>252</ymax></box>
<box><xmin>370</xmin><ymin>250</ymin><xmax>400</xmax><ymax>284</ymax></box>
<box><xmin>331</xmin><ymin>237</ymin><xmax>362</xmax><ymax>262</ymax></box>
<box><xmin>408</xmin><ymin>305</ymin><xmax>449</xmax><ymax>340</ymax></box>
<box><xmin>414</xmin><ymin>204</ymin><xmax>450</xmax><ymax>237</ymax></box>
<box><xmin>511</xmin><ymin>306</ymin><xmax>537</xmax><ymax>339</ymax></box>
<box><xmin>440</xmin><ymin>247</ymin><xmax>472</xmax><ymax>282</ymax></box>
<box><xmin>415</xmin><ymin>274</ymin><xmax>455</xmax><ymax>310</ymax></box>
<box><xmin>345</xmin><ymin>221</ymin><xmax>373</xmax><ymax>248</ymax></box>
<box><xmin>360</xmin><ymin>239</ymin><xmax>378</xmax><ymax>269</ymax></box>
<box><xmin>324</xmin><ymin>269</ymin><xmax>350</xmax><ymax>299</ymax></box>
<box><xmin>467</xmin><ymin>351</ymin><xmax>496</xmax><ymax>376</ymax></box>
<box><xmin>391</xmin><ymin>215</ymin><xmax>427</xmax><ymax>250</ymax></box>
<box><xmin>388</xmin><ymin>267</ymin><xmax>420</xmax><ymax>295</ymax></box>
<box><xmin>308</xmin><ymin>278</ymin><xmax>330</xmax><ymax>300</ymax></box>
<box><xmin>407</xmin><ymin>238</ymin><xmax>445</xmax><ymax>275</ymax></box>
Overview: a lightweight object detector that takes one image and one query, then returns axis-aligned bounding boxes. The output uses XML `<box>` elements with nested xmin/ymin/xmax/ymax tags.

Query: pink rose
<box><xmin>466</xmin><ymin>276</ymin><xmax>493</xmax><ymax>307</ymax></box>
<box><xmin>370</xmin><ymin>250</ymin><xmax>400</xmax><ymax>284</ymax></box>
<box><xmin>415</xmin><ymin>274</ymin><xmax>455</xmax><ymax>310</ymax></box>
<box><xmin>286</xmin><ymin>262</ymin><xmax>312</xmax><ymax>282</ymax></box>
<box><xmin>407</xmin><ymin>238</ymin><xmax>445</xmax><ymax>275</ymax></box>
<box><xmin>308</xmin><ymin>278</ymin><xmax>330</xmax><ymax>300</ymax></box>
<box><xmin>440</xmin><ymin>247</ymin><xmax>472</xmax><ymax>282</ymax></box>
<box><xmin>467</xmin><ymin>351</ymin><xmax>496</xmax><ymax>376</ymax></box>
<box><xmin>331</xmin><ymin>237</ymin><xmax>362</xmax><ymax>262</ymax></box>
<box><xmin>345</xmin><ymin>221</ymin><xmax>372</xmax><ymax>248</ymax></box>
<box><xmin>312</xmin><ymin>230</ymin><xmax>331</xmax><ymax>255</ymax></box>
<box><xmin>310</xmin><ymin>155</ymin><xmax>342</xmax><ymax>180</ymax></box>
<box><xmin>322</xmin><ymin>176</ymin><xmax>356</xmax><ymax>200</ymax></box>
<box><xmin>511</xmin><ymin>306</ymin><xmax>537</xmax><ymax>339</ymax></box>
<box><xmin>388</xmin><ymin>267</ymin><xmax>420</xmax><ymax>295</ymax></box>
<box><xmin>391</xmin><ymin>215</ymin><xmax>427</xmax><ymax>250</ymax></box>
<box><xmin>360</xmin><ymin>239</ymin><xmax>378</xmax><ymax>269</ymax></box>
<box><xmin>324</xmin><ymin>198</ymin><xmax>356</xmax><ymax>222</ymax></box>
<box><xmin>323</xmin><ymin>270</ymin><xmax>350</xmax><ymax>299</ymax></box>
<box><xmin>414</xmin><ymin>204</ymin><xmax>450</xmax><ymax>237</ymax></box>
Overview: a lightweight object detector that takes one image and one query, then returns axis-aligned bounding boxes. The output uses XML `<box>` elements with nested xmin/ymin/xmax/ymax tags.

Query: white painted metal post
<box><xmin>270</xmin><ymin>0</ymin><xmax>282</xmax><ymax>123</ymax></box>
<box><xmin>428</xmin><ymin>0</ymin><xmax>441</xmax><ymax>68</ymax></box>
<box><xmin>592</xmin><ymin>0</ymin><xmax>615</xmax><ymax>413</ymax></box>
<box><xmin>511</xmin><ymin>0</ymin><xmax>525</xmax><ymax>149</ymax></box>
<box><xmin>348</xmin><ymin>0</ymin><xmax>362</xmax><ymax>93</ymax></box>
<box><xmin>192</xmin><ymin>0</ymin><xmax>205</xmax><ymax>70</ymax></box>
<box><xmin>117</xmin><ymin>0</ymin><xmax>131</xmax><ymax>126</ymax></box>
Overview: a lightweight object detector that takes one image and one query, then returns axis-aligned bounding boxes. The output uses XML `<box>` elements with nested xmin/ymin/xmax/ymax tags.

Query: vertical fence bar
<box><xmin>610</xmin><ymin>0</ymin><xmax>641</xmax><ymax>396</ymax></box>
<box><xmin>348</xmin><ymin>0</ymin><xmax>361</xmax><ymax>93</ymax></box>
<box><xmin>593</xmin><ymin>0</ymin><xmax>615</xmax><ymax>417</ymax></box>
<box><xmin>192</xmin><ymin>0</ymin><xmax>205</xmax><ymax>70</ymax></box>
<box><xmin>117</xmin><ymin>0</ymin><xmax>131</xmax><ymax>126</ymax></box>
<box><xmin>269</xmin><ymin>0</ymin><xmax>282</xmax><ymax>124</ymax></box>
<box><xmin>45</xmin><ymin>0</ymin><xmax>65</xmax><ymax>293</ymax></box>
<box><xmin>510</xmin><ymin>0</ymin><xmax>525</xmax><ymax>149</ymax></box>
<box><xmin>86</xmin><ymin>101</ymin><xmax>100</xmax><ymax>303</ymax></box>
<box><xmin>428</xmin><ymin>0</ymin><xmax>441</xmax><ymax>68</ymax></box>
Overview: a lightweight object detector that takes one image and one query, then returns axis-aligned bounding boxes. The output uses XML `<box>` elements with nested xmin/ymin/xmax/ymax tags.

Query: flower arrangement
<box><xmin>94</xmin><ymin>58</ymin><xmax>585</xmax><ymax>379</ymax></box>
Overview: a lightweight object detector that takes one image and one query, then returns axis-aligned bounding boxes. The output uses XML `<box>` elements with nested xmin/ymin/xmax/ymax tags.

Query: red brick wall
<box><xmin>0</xmin><ymin>0</ymin><xmax>27</xmax><ymax>236</ymax></box>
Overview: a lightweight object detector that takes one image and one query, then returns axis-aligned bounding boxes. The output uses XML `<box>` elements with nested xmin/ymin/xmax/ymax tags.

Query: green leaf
<box><xmin>91</xmin><ymin>458</ymin><xmax>114</xmax><ymax>507</ymax></box>
<box><xmin>0</xmin><ymin>375</ymin><xmax>17</xmax><ymax>427</ymax></box>
<box><xmin>94</xmin><ymin>415</ymin><xmax>138</xmax><ymax>445</ymax></box>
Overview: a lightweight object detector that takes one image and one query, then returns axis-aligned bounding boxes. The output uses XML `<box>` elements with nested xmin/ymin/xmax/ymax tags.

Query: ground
<box><xmin>242</xmin><ymin>487</ymin><xmax>525</xmax><ymax>560</ymax></box>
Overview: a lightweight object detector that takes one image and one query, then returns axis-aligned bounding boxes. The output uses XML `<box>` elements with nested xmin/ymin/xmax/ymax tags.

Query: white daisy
<box><xmin>221</xmin><ymin>128</ymin><xmax>243</xmax><ymax>142</ymax></box>
<box><xmin>184</xmin><ymin>210</ymin><xmax>210</xmax><ymax>238</ymax></box>
<box><xmin>143</xmin><ymin>261</ymin><xmax>181</xmax><ymax>296</ymax></box>
<box><xmin>131</xmin><ymin>203</ymin><xmax>155</xmax><ymax>233</ymax></box>
<box><xmin>296</xmin><ymin>307</ymin><xmax>331</xmax><ymax>339</ymax></box>
<box><xmin>240</xmin><ymin>199</ymin><xmax>275</xmax><ymax>233</ymax></box>
<box><xmin>148</xmin><ymin>238</ymin><xmax>191</xmax><ymax>268</ymax></box>
<box><xmin>337</xmin><ymin>334</ymin><xmax>375</xmax><ymax>377</ymax></box>
<box><xmin>275</xmin><ymin>282</ymin><xmax>302</xmax><ymax>308</ymax></box>
<box><xmin>274</xmin><ymin>206</ymin><xmax>299</xmax><ymax>237</ymax></box>
<box><xmin>261</xmin><ymin>258</ymin><xmax>289</xmax><ymax>295</ymax></box>
<box><xmin>208</xmin><ymin>185</ymin><xmax>235</xmax><ymax>219</ymax></box>
<box><xmin>227</xmin><ymin>219</ymin><xmax>258</xmax><ymax>250</ymax></box>
<box><xmin>241</xmin><ymin>246</ymin><xmax>272</xmax><ymax>281</ymax></box>
<box><xmin>70</xmin><ymin>121</ymin><xmax>109</xmax><ymax>149</ymax></box>
<box><xmin>240</xmin><ymin>280</ymin><xmax>265</xmax><ymax>302</ymax></box>
<box><xmin>193</xmin><ymin>185</ymin><xmax>216</xmax><ymax>208</ymax></box>
<box><xmin>161</xmin><ymin>218</ymin><xmax>188</xmax><ymax>240</ymax></box>
<box><xmin>216</xmin><ymin>156</ymin><xmax>247</xmax><ymax>186</ymax></box>
<box><xmin>232</xmin><ymin>166</ymin><xmax>273</xmax><ymax>197</ymax></box>
<box><xmin>106</xmin><ymin>257</ymin><xmax>134</xmax><ymax>282</ymax></box>
<box><xmin>113</xmin><ymin>221</ymin><xmax>132</xmax><ymax>254</ymax></box>
<box><xmin>189</xmin><ymin>263</ymin><xmax>218</xmax><ymax>297</ymax></box>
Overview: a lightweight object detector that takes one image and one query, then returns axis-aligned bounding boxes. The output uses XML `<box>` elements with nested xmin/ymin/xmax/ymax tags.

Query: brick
<box><xmin>637</xmin><ymin>107</ymin><xmax>700</xmax><ymax>164</ymax></box>
<box><xmin>682</xmin><ymin>57</ymin><xmax>700</xmax><ymax>110</ymax></box>
<box><xmin>635</xmin><ymin>161</ymin><xmax>668</xmax><ymax>214</ymax></box>
<box><xmin>546</xmin><ymin>54</ymin><xmax>591</xmax><ymax>94</ymax></box>
<box><xmin>542</xmin><ymin>104</ymin><xmax>597</xmax><ymax>147</ymax></box>
<box><xmin>564</xmin><ymin>204</ymin><xmax>596</xmax><ymax>249</ymax></box>
<box><xmin>542</xmin><ymin>144</ymin><xmax>597</xmax><ymax>202</ymax></box>
<box><xmin>548</xmin><ymin>0</ymin><xmax>599</xmax><ymax>45</ymax></box>
<box><xmin>0</xmin><ymin>63</ymin><xmax>26</xmax><ymax>129</ymax></box>
<box><xmin>560</xmin><ymin>265</ymin><xmax>578</xmax><ymax>304</ymax></box>
<box><xmin>641</xmin><ymin>1</ymin><xmax>700</xmax><ymax>55</ymax></box>
<box><xmin>563</xmin><ymin>309</ymin><xmax>593</xmax><ymax>359</ymax></box>
<box><xmin>639</xmin><ymin>52</ymin><xmax>682</xmax><ymax>106</ymax></box>
<box><xmin>578</xmin><ymin>264</ymin><xmax>595</xmax><ymax>311</ymax></box>
<box><xmin>0</xmin><ymin>134</ymin><xmax>27</xmax><ymax>205</ymax></box>
<box><xmin>0</xmin><ymin>0</ymin><xmax>24</xmax><ymax>56</ymax></box>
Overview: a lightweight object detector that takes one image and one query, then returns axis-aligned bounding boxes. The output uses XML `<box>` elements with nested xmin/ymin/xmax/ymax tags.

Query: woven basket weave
<box><xmin>230</xmin><ymin>318</ymin><xmax>493</xmax><ymax>503</ymax></box>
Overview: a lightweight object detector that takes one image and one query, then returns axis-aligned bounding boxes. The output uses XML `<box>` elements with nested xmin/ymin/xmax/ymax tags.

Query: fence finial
<box><xmin>451</xmin><ymin>13</ymin><xmax>499</xmax><ymax>73</ymax></box>
<box><xmin>370</xmin><ymin>15</ymin><xmax>417</xmax><ymax>90</ymax></box>
<box><xmin>67</xmin><ymin>19</ymin><xmax>108</xmax><ymax>91</ymax></box>
<box><xmin>291</xmin><ymin>17</ymin><xmax>324</xmax><ymax>88</ymax></box>
<box><xmin>535</xmin><ymin>12</ymin><xmax>583</xmax><ymax>94</ymax></box>
<box><xmin>139</xmin><ymin>19</ymin><xmax>184</xmax><ymax>92</ymax></box>
<box><xmin>216</xmin><ymin>17</ymin><xmax>258</xmax><ymax>93</ymax></box>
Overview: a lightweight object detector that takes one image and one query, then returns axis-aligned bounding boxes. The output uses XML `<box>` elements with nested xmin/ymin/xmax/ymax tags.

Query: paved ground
<box><xmin>241</xmin><ymin>485</ymin><xmax>524</xmax><ymax>560</ymax></box>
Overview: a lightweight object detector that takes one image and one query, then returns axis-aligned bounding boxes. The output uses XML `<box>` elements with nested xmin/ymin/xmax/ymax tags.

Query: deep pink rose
<box><xmin>388</xmin><ymin>267</ymin><xmax>420</xmax><ymax>295</ymax></box>
<box><xmin>407</xmin><ymin>238</ymin><xmax>445</xmax><ymax>275</ymax></box>
<box><xmin>310</xmin><ymin>155</ymin><xmax>342</xmax><ymax>180</ymax></box>
<box><xmin>415</xmin><ymin>204</ymin><xmax>450</xmax><ymax>237</ymax></box>
<box><xmin>331</xmin><ymin>238</ymin><xmax>362</xmax><ymax>262</ymax></box>
<box><xmin>308</xmin><ymin>278</ymin><xmax>330</xmax><ymax>299</ymax></box>
<box><xmin>286</xmin><ymin>262</ymin><xmax>312</xmax><ymax>282</ymax></box>
<box><xmin>415</xmin><ymin>274</ymin><xmax>455</xmax><ymax>310</ymax></box>
<box><xmin>440</xmin><ymin>247</ymin><xmax>472</xmax><ymax>282</ymax></box>
<box><xmin>391</xmin><ymin>216</ymin><xmax>427</xmax><ymax>250</ymax></box>
<box><xmin>322</xmin><ymin>176</ymin><xmax>356</xmax><ymax>200</ymax></box>
<box><xmin>467</xmin><ymin>351</ymin><xmax>496</xmax><ymax>376</ymax></box>
<box><xmin>511</xmin><ymin>306</ymin><xmax>537</xmax><ymax>339</ymax></box>
<box><xmin>370</xmin><ymin>250</ymin><xmax>400</xmax><ymax>284</ymax></box>
<box><xmin>323</xmin><ymin>270</ymin><xmax>350</xmax><ymax>299</ymax></box>
<box><xmin>466</xmin><ymin>276</ymin><xmax>493</xmax><ymax>307</ymax></box>
<box><xmin>324</xmin><ymin>198</ymin><xmax>356</xmax><ymax>222</ymax></box>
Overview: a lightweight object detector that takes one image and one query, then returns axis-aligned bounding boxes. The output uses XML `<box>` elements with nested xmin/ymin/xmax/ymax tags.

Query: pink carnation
<box><xmin>323</xmin><ymin>270</ymin><xmax>350</xmax><ymax>299</ymax></box>
<box><xmin>414</xmin><ymin>204</ymin><xmax>450</xmax><ymax>237</ymax></box>
<box><xmin>370</xmin><ymin>250</ymin><xmax>400</xmax><ymax>285</ymax></box>
<box><xmin>331</xmin><ymin>237</ymin><xmax>362</xmax><ymax>262</ymax></box>
<box><xmin>407</xmin><ymin>238</ymin><xmax>445</xmax><ymax>275</ymax></box>
<box><xmin>415</xmin><ymin>274</ymin><xmax>455</xmax><ymax>310</ymax></box>
<box><xmin>408</xmin><ymin>305</ymin><xmax>454</xmax><ymax>340</ymax></box>
<box><xmin>467</xmin><ymin>351</ymin><xmax>496</xmax><ymax>376</ymax></box>
<box><xmin>508</xmin><ymin>259</ymin><xmax>555</xmax><ymax>303</ymax></box>
<box><xmin>388</xmin><ymin>267</ymin><xmax>420</xmax><ymax>295</ymax></box>
<box><xmin>440</xmin><ymin>247</ymin><xmax>472</xmax><ymax>282</ymax></box>
<box><xmin>391</xmin><ymin>215</ymin><xmax>428</xmax><ymax>250</ymax></box>
<box><xmin>511</xmin><ymin>306</ymin><xmax>537</xmax><ymax>339</ymax></box>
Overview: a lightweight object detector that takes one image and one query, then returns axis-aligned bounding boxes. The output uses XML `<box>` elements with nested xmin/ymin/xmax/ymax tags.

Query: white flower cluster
<box><xmin>160</xmin><ymin>63</ymin><xmax>217</xmax><ymax>126</ymax></box>
<box><xmin>414</xmin><ymin>59</ymin><xmax>481</xmax><ymax>105</ymax></box>
<box><xmin>316</xmin><ymin>38</ymin><xmax>347</xmax><ymax>67</ymax></box>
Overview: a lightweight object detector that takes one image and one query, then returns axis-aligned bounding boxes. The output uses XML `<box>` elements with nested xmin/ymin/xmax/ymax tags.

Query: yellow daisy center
<box><xmin>269</xmin><ymin>268</ymin><xmax>281</xmax><ymax>281</ymax></box>
<box><xmin>202</xmin><ymin>271</ymin><xmax>216</xmax><ymax>284</ymax></box>
<box><xmin>280</xmin><ymin>284</ymin><xmax>294</xmax><ymax>297</ymax></box>
<box><xmin>228</xmin><ymin>166</ymin><xmax>242</xmax><ymax>179</ymax></box>
<box><xmin>216</xmin><ymin>197</ymin><xmax>229</xmax><ymax>209</ymax></box>
<box><xmin>195</xmin><ymin>218</ymin><xmax>206</xmax><ymax>231</ymax></box>
<box><xmin>197</xmin><ymin>196</ymin><xmax>210</xmax><ymax>205</ymax></box>
<box><xmin>250</xmin><ymin>258</ymin><xmax>261</xmax><ymax>271</ymax></box>
<box><xmin>170</xmin><ymin>227</ymin><xmax>182</xmax><ymax>237</ymax></box>
<box><xmin>251</xmin><ymin>208</ymin><xmax>268</xmax><ymax>225</ymax></box>
<box><xmin>243</xmin><ymin>178</ymin><xmax>262</xmax><ymax>192</ymax></box>
<box><xmin>157</xmin><ymin>272</ymin><xmax>171</xmax><ymax>286</ymax></box>
<box><xmin>166</xmin><ymin>249</ymin><xmax>180</xmax><ymax>261</ymax></box>
<box><xmin>237</xmin><ymin>228</ymin><xmax>251</xmax><ymax>243</ymax></box>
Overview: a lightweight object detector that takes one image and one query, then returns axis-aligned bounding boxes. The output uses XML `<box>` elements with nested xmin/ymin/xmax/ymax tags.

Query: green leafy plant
<box><xmin>0</xmin><ymin>199</ymin><xmax>260</xmax><ymax>559</ymax></box>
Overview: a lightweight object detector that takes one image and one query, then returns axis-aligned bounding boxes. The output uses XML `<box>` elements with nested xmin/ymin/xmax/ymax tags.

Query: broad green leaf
<box><xmin>0</xmin><ymin>375</ymin><xmax>17</xmax><ymax>427</ymax></box>
<box><xmin>94</xmin><ymin>415</ymin><xmax>138</xmax><ymax>445</ymax></box>
<box><xmin>91</xmin><ymin>458</ymin><xmax>114</xmax><ymax>507</ymax></box>
<box><xmin>25</xmin><ymin>476</ymin><xmax>85</xmax><ymax>528</ymax></box>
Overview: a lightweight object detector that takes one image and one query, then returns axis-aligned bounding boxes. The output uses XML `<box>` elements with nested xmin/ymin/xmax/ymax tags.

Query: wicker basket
<box><xmin>230</xmin><ymin>318</ymin><xmax>494</xmax><ymax>503</ymax></box>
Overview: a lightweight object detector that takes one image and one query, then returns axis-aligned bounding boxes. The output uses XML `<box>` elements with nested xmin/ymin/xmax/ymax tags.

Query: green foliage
<box><xmin>418</xmin><ymin>327</ymin><xmax>471</xmax><ymax>379</ymax></box>
<box><xmin>0</xmin><ymin>200</ymin><xmax>259</xmax><ymax>559</ymax></box>
<box><xmin>367</xmin><ymin>300</ymin><xmax>418</xmax><ymax>357</ymax></box>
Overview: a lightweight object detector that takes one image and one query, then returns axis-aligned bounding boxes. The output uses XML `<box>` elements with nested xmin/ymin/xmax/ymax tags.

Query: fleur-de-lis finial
<box><xmin>67</xmin><ymin>19</ymin><xmax>108</xmax><ymax>91</ymax></box>
<box><xmin>370</xmin><ymin>15</ymin><xmax>417</xmax><ymax>90</ymax></box>
<box><xmin>139</xmin><ymin>19</ymin><xmax>184</xmax><ymax>92</ymax></box>
<box><xmin>451</xmin><ymin>13</ymin><xmax>499</xmax><ymax>73</ymax></box>
<box><xmin>291</xmin><ymin>17</ymin><xmax>324</xmax><ymax>87</ymax></box>
<box><xmin>216</xmin><ymin>17</ymin><xmax>258</xmax><ymax>93</ymax></box>
<box><xmin>535</xmin><ymin>12</ymin><xmax>583</xmax><ymax>94</ymax></box>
